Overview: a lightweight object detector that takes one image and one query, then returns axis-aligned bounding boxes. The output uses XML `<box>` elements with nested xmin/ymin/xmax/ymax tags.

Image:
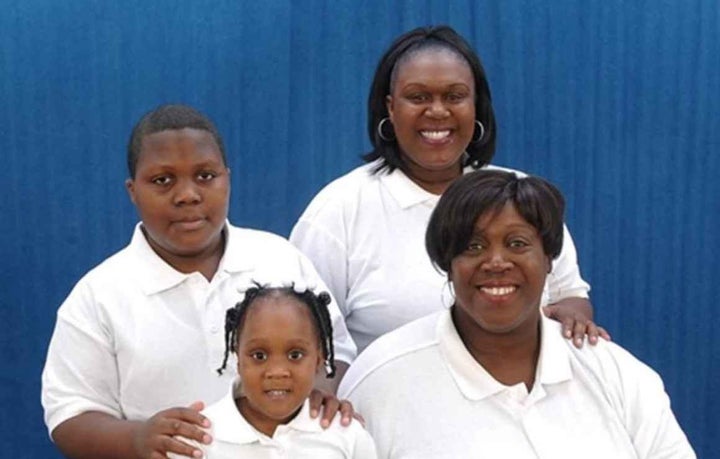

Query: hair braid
<box><xmin>216</xmin><ymin>282</ymin><xmax>336</xmax><ymax>378</ymax></box>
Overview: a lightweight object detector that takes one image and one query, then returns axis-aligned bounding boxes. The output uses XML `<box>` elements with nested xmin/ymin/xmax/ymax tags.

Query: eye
<box><xmin>508</xmin><ymin>239</ymin><xmax>530</xmax><ymax>249</ymax></box>
<box><xmin>446</xmin><ymin>92</ymin><xmax>468</xmax><ymax>103</ymax></box>
<box><xmin>250</xmin><ymin>351</ymin><xmax>267</xmax><ymax>361</ymax></box>
<box><xmin>151</xmin><ymin>176</ymin><xmax>172</xmax><ymax>186</ymax></box>
<box><xmin>406</xmin><ymin>92</ymin><xmax>429</xmax><ymax>103</ymax></box>
<box><xmin>288</xmin><ymin>350</ymin><xmax>305</xmax><ymax>361</ymax></box>
<box><xmin>466</xmin><ymin>241</ymin><xmax>484</xmax><ymax>254</ymax></box>
<box><xmin>197</xmin><ymin>171</ymin><xmax>217</xmax><ymax>182</ymax></box>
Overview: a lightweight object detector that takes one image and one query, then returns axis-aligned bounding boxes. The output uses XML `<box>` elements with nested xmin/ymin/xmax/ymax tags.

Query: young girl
<box><xmin>184</xmin><ymin>283</ymin><xmax>376</xmax><ymax>458</ymax></box>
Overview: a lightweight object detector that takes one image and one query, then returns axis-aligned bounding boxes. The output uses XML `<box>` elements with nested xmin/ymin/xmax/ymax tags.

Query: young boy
<box><xmin>176</xmin><ymin>283</ymin><xmax>376</xmax><ymax>458</ymax></box>
<box><xmin>41</xmin><ymin>104</ymin><xmax>357</xmax><ymax>459</ymax></box>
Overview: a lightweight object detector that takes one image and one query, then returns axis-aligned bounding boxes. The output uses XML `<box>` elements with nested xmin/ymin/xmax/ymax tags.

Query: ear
<box><xmin>386</xmin><ymin>94</ymin><xmax>395</xmax><ymax>122</ymax></box>
<box><xmin>315</xmin><ymin>353</ymin><xmax>324</xmax><ymax>375</ymax></box>
<box><xmin>125</xmin><ymin>178</ymin><xmax>137</xmax><ymax>205</ymax></box>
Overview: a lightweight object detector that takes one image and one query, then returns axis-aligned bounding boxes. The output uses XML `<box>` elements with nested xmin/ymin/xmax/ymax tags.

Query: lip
<box><xmin>172</xmin><ymin>217</ymin><xmax>207</xmax><ymax>231</ymax></box>
<box><xmin>476</xmin><ymin>282</ymin><xmax>518</xmax><ymax>302</ymax></box>
<box><xmin>418</xmin><ymin>128</ymin><xmax>454</xmax><ymax>145</ymax></box>
<box><xmin>263</xmin><ymin>389</ymin><xmax>292</xmax><ymax>399</ymax></box>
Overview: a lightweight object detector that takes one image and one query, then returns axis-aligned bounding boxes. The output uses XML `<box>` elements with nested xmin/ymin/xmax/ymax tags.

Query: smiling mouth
<box><xmin>480</xmin><ymin>286</ymin><xmax>517</xmax><ymax>296</ymax></box>
<box><xmin>420</xmin><ymin>130</ymin><xmax>451</xmax><ymax>140</ymax></box>
<box><xmin>264</xmin><ymin>389</ymin><xmax>291</xmax><ymax>398</ymax></box>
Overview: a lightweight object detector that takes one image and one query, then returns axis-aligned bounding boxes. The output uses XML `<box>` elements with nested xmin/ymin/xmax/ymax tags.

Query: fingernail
<box><xmin>321</xmin><ymin>419</ymin><xmax>330</xmax><ymax>428</ymax></box>
<box><xmin>310</xmin><ymin>409</ymin><xmax>318</xmax><ymax>418</ymax></box>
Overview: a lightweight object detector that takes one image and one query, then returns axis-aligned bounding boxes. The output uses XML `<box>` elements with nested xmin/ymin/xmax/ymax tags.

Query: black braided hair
<box><xmin>217</xmin><ymin>281</ymin><xmax>336</xmax><ymax>378</ymax></box>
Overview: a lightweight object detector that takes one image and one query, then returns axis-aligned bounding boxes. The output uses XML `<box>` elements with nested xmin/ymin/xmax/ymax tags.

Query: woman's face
<box><xmin>450</xmin><ymin>203</ymin><xmax>550</xmax><ymax>336</ymax></box>
<box><xmin>386</xmin><ymin>48</ymin><xmax>476</xmax><ymax>183</ymax></box>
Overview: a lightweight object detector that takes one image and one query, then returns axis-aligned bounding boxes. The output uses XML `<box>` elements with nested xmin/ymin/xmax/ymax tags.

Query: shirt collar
<box><xmin>438</xmin><ymin>310</ymin><xmax>572</xmax><ymax>401</ymax></box>
<box><xmin>129</xmin><ymin>223</ymin><xmax>191</xmax><ymax>295</ymax></box>
<box><xmin>209</xmin><ymin>380</ymin><xmax>261</xmax><ymax>444</ymax></box>
<box><xmin>211</xmin><ymin>379</ymin><xmax>322</xmax><ymax>445</ymax></box>
<box><xmin>378</xmin><ymin>168</ymin><xmax>441</xmax><ymax>209</ymax></box>
<box><xmin>378</xmin><ymin>163</ymin><xmax>477</xmax><ymax>210</ymax></box>
<box><xmin>129</xmin><ymin>222</ymin><xmax>254</xmax><ymax>295</ymax></box>
<box><xmin>536</xmin><ymin>315</ymin><xmax>573</xmax><ymax>385</ymax></box>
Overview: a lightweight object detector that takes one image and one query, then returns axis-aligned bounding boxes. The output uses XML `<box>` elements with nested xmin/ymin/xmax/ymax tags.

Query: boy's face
<box><xmin>236</xmin><ymin>295</ymin><xmax>322</xmax><ymax>437</ymax></box>
<box><xmin>125</xmin><ymin>128</ymin><xmax>230</xmax><ymax>266</ymax></box>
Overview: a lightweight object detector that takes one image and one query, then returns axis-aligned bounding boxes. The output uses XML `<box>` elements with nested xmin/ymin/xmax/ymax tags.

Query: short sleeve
<box><xmin>547</xmin><ymin>224</ymin><xmax>591</xmax><ymax>303</ymax></box>
<box><xmin>41</xmin><ymin>279</ymin><xmax>122</xmax><ymax>436</ymax></box>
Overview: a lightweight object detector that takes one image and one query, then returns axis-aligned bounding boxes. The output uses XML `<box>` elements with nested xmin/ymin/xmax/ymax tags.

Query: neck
<box><xmin>402</xmin><ymin>161</ymin><xmax>463</xmax><ymax>195</ymax></box>
<box><xmin>236</xmin><ymin>397</ymin><xmax>280</xmax><ymax>437</ymax></box>
<box><xmin>452</xmin><ymin>308</ymin><xmax>541</xmax><ymax>390</ymax></box>
<box><xmin>143</xmin><ymin>227</ymin><xmax>225</xmax><ymax>281</ymax></box>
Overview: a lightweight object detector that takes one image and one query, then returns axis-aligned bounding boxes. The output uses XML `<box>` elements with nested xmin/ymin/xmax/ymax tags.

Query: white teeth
<box><xmin>266</xmin><ymin>390</ymin><xmax>288</xmax><ymax>396</ymax></box>
<box><xmin>481</xmin><ymin>286</ymin><xmax>516</xmax><ymax>296</ymax></box>
<box><xmin>420</xmin><ymin>130</ymin><xmax>450</xmax><ymax>140</ymax></box>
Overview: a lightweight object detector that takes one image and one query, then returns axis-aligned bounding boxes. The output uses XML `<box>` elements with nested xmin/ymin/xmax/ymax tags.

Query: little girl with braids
<box><xmin>174</xmin><ymin>283</ymin><xmax>377</xmax><ymax>458</ymax></box>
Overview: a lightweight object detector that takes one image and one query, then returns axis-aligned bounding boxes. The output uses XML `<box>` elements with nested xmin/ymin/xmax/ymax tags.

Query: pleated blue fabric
<box><xmin>1</xmin><ymin>1</ymin><xmax>717</xmax><ymax>457</ymax></box>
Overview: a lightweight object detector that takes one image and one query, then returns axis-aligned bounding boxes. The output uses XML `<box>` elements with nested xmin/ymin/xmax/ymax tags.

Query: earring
<box><xmin>471</xmin><ymin>120</ymin><xmax>485</xmax><ymax>143</ymax></box>
<box><xmin>377</xmin><ymin>117</ymin><xmax>395</xmax><ymax>142</ymax></box>
<box><xmin>441</xmin><ymin>279</ymin><xmax>456</xmax><ymax>309</ymax></box>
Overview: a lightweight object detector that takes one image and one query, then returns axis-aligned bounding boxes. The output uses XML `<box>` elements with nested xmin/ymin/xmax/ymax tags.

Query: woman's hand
<box><xmin>308</xmin><ymin>388</ymin><xmax>361</xmax><ymax>428</ymax></box>
<box><xmin>542</xmin><ymin>297</ymin><xmax>611</xmax><ymax>348</ymax></box>
<box><xmin>132</xmin><ymin>401</ymin><xmax>212</xmax><ymax>459</ymax></box>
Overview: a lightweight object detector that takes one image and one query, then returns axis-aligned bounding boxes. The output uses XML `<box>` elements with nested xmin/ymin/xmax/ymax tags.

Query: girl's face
<box><xmin>450</xmin><ymin>203</ymin><xmax>550</xmax><ymax>338</ymax></box>
<box><xmin>125</xmin><ymin>128</ymin><xmax>230</xmax><ymax>268</ymax></box>
<box><xmin>235</xmin><ymin>294</ymin><xmax>322</xmax><ymax>437</ymax></box>
<box><xmin>386</xmin><ymin>48</ymin><xmax>476</xmax><ymax>185</ymax></box>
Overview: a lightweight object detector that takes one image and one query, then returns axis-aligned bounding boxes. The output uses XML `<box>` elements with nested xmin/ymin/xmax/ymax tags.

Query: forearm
<box><xmin>548</xmin><ymin>297</ymin><xmax>593</xmax><ymax>321</ymax></box>
<box><xmin>52</xmin><ymin>412</ymin><xmax>141</xmax><ymax>459</ymax></box>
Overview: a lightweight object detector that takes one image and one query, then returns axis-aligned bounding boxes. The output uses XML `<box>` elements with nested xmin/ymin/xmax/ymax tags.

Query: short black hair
<box><xmin>127</xmin><ymin>104</ymin><xmax>227</xmax><ymax>178</ymax></box>
<box><xmin>217</xmin><ymin>282</ymin><xmax>336</xmax><ymax>378</ymax></box>
<box><xmin>364</xmin><ymin>25</ymin><xmax>496</xmax><ymax>173</ymax></box>
<box><xmin>426</xmin><ymin>170</ymin><xmax>565</xmax><ymax>274</ymax></box>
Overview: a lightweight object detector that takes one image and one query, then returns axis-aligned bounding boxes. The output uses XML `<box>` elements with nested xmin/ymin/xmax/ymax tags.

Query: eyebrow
<box><xmin>242</xmin><ymin>338</ymin><xmax>315</xmax><ymax>347</ymax></box>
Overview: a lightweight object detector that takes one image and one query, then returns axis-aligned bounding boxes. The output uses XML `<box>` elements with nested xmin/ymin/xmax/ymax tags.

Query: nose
<box><xmin>480</xmin><ymin>248</ymin><xmax>513</xmax><ymax>273</ymax></box>
<box><xmin>265</xmin><ymin>361</ymin><xmax>291</xmax><ymax>379</ymax></box>
<box><xmin>425</xmin><ymin>97</ymin><xmax>449</xmax><ymax>119</ymax></box>
<box><xmin>173</xmin><ymin>179</ymin><xmax>202</xmax><ymax>206</ymax></box>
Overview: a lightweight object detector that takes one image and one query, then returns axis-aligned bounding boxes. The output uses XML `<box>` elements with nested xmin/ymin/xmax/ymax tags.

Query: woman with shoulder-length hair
<box><xmin>339</xmin><ymin>169</ymin><xmax>695</xmax><ymax>459</ymax></box>
<box><xmin>291</xmin><ymin>25</ymin><xmax>608</xmax><ymax>354</ymax></box>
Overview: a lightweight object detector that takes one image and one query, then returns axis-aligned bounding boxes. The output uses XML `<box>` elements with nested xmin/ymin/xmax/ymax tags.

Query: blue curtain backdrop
<box><xmin>1</xmin><ymin>1</ymin><xmax>717</xmax><ymax>457</ymax></box>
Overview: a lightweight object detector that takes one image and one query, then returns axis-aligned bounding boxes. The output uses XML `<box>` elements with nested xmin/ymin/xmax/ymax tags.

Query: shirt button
<box><xmin>210</xmin><ymin>325</ymin><xmax>219</xmax><ymax>333</ymax></box>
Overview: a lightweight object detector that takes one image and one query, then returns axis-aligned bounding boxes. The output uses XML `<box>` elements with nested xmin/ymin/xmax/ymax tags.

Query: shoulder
<box><xmin>325</xmin><ymin>418</ymin><xmax>377</xmax><ymax>457</ymax></box>
<box><xmin>338</xmin><ymin>312</ymin><xmax>442</xmax><ymax>397</ymax></box>
<box><xmin>557</xmin><ymin>322</ymin><xmax>665</xmax><ymax>393</ymax></box>
<box><xmin>226</xmin><ymin>224</ymin><xmax>301</xmax><ymax>255</ymax></box>
<box><xmin>479</xmin><ymin>163</ymin><xmax>528</xmax><ymax>178</ymax></box>
<box><xmin>65</xmin><ymin>240</ymin><xmax>138</xmax><ymax>296</ymax></box>
<box><xmin>296</xmin><ymin>163</ymin><xmax>379</xmax><ymax>219</ymax></box>
<box><xmin>227</xmin><ymin>224</ymin><xmax>293</xmax><ymax>245</ymax></box>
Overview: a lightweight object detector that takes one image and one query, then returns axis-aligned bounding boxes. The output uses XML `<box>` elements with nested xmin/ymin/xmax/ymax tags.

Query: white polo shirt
<box><xmin>170</xmin><ymin>379</ymin><xmax>377</xmax><ymax>459</ymax></box>
<box><xmin>290</xmin><ymin>161</ymin><xmax>590</xmax><ymax>352</ymax></box>
<box><xmin>41</xmin><ymin>223</ymin><xmax>356</xmax><ymax>435</ymax></box>
<box><xmin>338</xmin><ymin>310</ymin><xmax>695</xmax><ymax>459</ymax></box>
